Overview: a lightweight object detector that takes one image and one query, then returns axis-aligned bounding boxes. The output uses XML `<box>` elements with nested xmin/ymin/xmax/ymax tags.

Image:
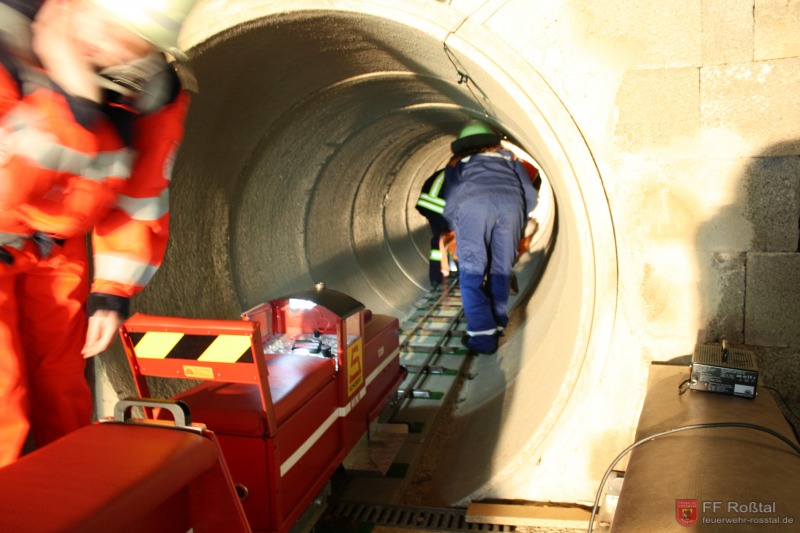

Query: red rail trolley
<box><xmin>119</xmin><ymin>284</ymin><xmax>406</xmax><ymax>533</ymax></box>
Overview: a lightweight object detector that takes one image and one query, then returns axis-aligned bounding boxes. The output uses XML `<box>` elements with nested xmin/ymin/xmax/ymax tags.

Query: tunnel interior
<box><xmin>117</xmin><ymin>9</ymin><xmax>617</xmax><ymax>506</ymax></box>
<box><xmin>179</xmin><ymin>11</ymin><xmax>503</xmax><ymax>317</ymax></box>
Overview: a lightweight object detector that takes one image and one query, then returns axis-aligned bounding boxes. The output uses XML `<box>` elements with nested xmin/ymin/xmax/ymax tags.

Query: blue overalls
<box><xmin>443</xmin><ymin>149</ymin><xmax>538</xmax><ymax>353</ymax></box>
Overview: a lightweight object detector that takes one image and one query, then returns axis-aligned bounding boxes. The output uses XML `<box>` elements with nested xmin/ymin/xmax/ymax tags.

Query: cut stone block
<box><xmin>745</xmin><ymin>252</ymin><xmax>800</xmax><ymax>346</ymax></box>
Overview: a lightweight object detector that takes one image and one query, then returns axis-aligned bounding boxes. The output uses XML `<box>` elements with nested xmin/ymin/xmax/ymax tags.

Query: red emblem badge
<box><xmin>676</xmin><ymin>499</ymin><xmax>699</xmax><ymax>526</ymax></box>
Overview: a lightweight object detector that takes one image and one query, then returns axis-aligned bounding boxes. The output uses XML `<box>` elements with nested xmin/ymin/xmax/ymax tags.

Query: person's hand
<box><xmin>82</xmin><ymin>309</ymin><xmax>123</xmax><ymax>358</ymax></box>
<box><xmin>32</xmin><ymin>0</ymin><xmax>101</xmax><ymax>102</ymax></box>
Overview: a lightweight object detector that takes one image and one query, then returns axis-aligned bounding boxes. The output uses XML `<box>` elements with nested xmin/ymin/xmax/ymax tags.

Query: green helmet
<box><xmin>451</xmin><ymin>120</ymin><xmax>502</xmax><ymax>156</ymax></box>
<box><xmin>88</xmin><ymin>0</ymin><xmax>199</xmax><ymax>59</ymax></box>
<box><xmin>458</xmin><ymin>121</ymin><xmax>495</xmax><ymax>139</ymax></box>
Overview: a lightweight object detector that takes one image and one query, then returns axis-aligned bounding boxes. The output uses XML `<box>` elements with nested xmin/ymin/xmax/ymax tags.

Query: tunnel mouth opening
<box><xmin>137</xmin><ymin>4</ymin><xmax>618</xmax><ymax>505</ymax></box>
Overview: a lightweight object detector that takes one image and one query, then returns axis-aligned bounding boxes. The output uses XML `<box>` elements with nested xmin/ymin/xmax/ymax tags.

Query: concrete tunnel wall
<box><xmin>94</xmin><ymin>0</ymin><xmax>800</xmax><ymax>508</ymax></box>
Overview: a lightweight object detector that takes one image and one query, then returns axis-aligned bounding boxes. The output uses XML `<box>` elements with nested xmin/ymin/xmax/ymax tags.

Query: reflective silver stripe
<box><xmin>429</xmin><ymin>170</ymin><xmax>446</xmax><ymax>197</ymax></box>
<box><xmin>0</xmin><ymin>233</ymin><xmax>27</xmax><ymax>250</ymax></box>
<box><xmin>475</xmin><ymin>151</ymin><xmax>511</xmax><ymax>162</ymax></box>
<box><xmin>115</xmin><ymin>189</ymin><xmax>169</xmax><ymax>221</ymax></box>
<box><xmin>466</xmin><ymin>328</ymin><xmax>497</xmax><ymax>336</ymax></box>
<box><xmin>430</xmin><ymin>249</ymin><xmax>443</xmax><ymax>261</ymax></box>
<box><xmin>94</xmin><ymin>253</ymin><xmax>158</xmax><ymax>287</ymax></box>
<box><xmin>4</xmin><ymin>108</ymin><xmax>134</xmax><ymax>181</ymax></box>
<box><xmin>81</xmin><ymin>149</ymin><xmax>135</xmax><ymax>181</ymax></box>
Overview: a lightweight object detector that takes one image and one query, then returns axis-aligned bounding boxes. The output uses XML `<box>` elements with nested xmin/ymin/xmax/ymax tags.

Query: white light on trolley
<box><xmin>288</xmin><ymin>298</ymin><xmax>316</xmax><ymax>311</ymax></box>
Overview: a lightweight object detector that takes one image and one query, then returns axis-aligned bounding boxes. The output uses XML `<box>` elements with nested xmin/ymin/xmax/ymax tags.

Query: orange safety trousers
<box><xmin>0</xmin><ymin>236</ymin><xmax>90</xmax><ymax>467</ymax></box>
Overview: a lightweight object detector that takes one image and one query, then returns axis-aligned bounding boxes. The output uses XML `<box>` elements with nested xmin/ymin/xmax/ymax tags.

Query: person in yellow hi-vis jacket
<box><xmin>415</xmin><ymin>155</ymin><xmax>458</xmax><ymax>290</ymax></box>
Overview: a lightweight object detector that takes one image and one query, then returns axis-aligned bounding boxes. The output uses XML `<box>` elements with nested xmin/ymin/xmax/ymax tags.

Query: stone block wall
<box><xmin>478</xmin><ymin>0</ymin><xmax>800</xmax><ymax>415</ymax></box>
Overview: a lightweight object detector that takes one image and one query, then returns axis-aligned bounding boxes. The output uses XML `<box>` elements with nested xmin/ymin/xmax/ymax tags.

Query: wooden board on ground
<box><xmin>466</xmin><ymin>502</ymin><xmax>592</xmax><ymax>529</ymax></box>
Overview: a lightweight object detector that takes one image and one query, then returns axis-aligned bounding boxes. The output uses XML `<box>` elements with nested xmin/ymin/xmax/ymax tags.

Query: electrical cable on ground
<box><xmin>587</xmin><ymin>422</ymin><xmax>800</xmax><ymax>532</ymax></box>
<box><xmin>764</xmin><ymin>385</ymin><xmax>800</xmax><ymax>441</ymax></box>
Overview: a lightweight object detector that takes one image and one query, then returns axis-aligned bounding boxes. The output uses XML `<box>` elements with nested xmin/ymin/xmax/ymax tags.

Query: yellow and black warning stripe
<box><xmin>129</xmin><ymin>331</ymin><xmax>253</xmax><ymax>364</ymax></box>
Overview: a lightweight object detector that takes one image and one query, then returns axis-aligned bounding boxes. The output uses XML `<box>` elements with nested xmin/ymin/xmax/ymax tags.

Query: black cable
<box><xmin>442</xmin><ymin>42</ymin><xmax>494</xmax><ymax>116</ymax></box>
<box><xmin>763</xmin><ymin>385</ymin><xmax>800</xmax><ymax>423</ymax></box>
<box><xmin>440</xmin><ymin>2</ymin><xmax>496</xmax><ymax>120</ymax></box>
<box><xmin>587</xmin><ymin>422</ymin><xmax>800</xmax><ymax>532</ymax></box>
<box><xmin>763</xmin><ymin>385</ymin><xmax>800</xmax><ymax>443</ymax></box>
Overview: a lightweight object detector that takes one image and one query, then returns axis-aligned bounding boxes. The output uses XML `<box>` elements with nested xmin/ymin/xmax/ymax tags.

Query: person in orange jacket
<box><xmin>0</xmin><ymin>0</ymin><xmax>198</xmax><ymax>466</ymax></box>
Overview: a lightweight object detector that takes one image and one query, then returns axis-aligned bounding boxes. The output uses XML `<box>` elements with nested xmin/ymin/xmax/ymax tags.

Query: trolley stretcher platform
<box><xmin>0</xmin><ymin>399</ymin><xmax>250</xmax><ymax>533</ymax></box>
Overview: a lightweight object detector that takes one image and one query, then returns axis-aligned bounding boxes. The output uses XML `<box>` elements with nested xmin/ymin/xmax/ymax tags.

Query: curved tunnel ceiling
<box><xmin>120</xmin><ymin>7</ymin><xmax>619</xmax><ymax>505</ymax></box>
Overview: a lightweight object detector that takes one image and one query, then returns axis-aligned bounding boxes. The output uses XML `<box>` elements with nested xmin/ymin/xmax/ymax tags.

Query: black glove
<box><xmin>0</xmin><ymin>248</ymin><xmax>13</xmax><ymax>265</ymax></box>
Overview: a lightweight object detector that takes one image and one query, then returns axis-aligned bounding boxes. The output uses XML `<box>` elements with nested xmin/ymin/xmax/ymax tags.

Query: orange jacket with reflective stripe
<box><xmin>0</xmin><ymin>51</ymin><xmax>189</xmax><ymax>299</ymax></box>
<box><xmin>90</xmin><ymin>92</ymin><xmax>188</xmax><ymax>298</ymax></box>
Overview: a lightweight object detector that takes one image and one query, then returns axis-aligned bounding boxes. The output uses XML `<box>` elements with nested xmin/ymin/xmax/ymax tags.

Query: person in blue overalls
<box><xmin>443</xmin><ymin>121</ymin><xmax>538</xmax><ymax>354</ymax></box>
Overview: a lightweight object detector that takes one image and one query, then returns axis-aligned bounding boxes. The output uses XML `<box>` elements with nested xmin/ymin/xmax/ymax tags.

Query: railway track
<box><xmin>314</xmin><ymin>280</ymin><xmax>517</xmax><ymax>532</ymax></box>
<box><xmin>390</xmin><ymin>279</ymin><xmax>469</xmax><ymax>417</ymax></box>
